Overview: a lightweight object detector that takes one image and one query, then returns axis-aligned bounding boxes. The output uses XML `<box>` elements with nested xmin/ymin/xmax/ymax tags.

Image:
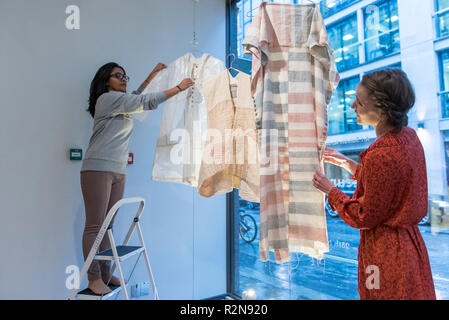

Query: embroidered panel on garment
<box><xmin>242</xmin><ymin>2</ymin><xmax>340</xmax><ymax>263</ymax></box>
<box><xmin>198</xmin><ymin>70</ymin><xmax>260</xmax><ymax>203</ymax></box>
<box><xmin>137</xmin><ymin>53</ymin><xmax>225</xmax><ymax>187</ymax></box>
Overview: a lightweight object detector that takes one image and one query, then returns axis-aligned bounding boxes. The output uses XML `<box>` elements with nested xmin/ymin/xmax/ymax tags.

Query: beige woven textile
<box><xmin>198</xmin><ymin>70</ymin><xmax>260</xmax><ymax>203</ymax></box>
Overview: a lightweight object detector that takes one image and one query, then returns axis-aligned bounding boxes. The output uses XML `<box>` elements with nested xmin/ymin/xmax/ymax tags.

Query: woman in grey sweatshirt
<box><xmin>80</xmin><ymin>62</ymin><xmax>193</xmax><ymax>295</ymax></box>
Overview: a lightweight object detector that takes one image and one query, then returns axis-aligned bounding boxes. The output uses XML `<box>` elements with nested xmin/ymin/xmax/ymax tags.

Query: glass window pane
<box><xmin>328</xmin><ymin>76</ymin><xmax>362</xmax><ymax>135</ymax></box>
<box><xmin>442</xmin><ymin>93</ymin><xmax>449</xmax><ymax>118</ymax></box>
<box><xmin>322</xmin><ymin>0</ymin><xmax>360</xmax><ymax>18</ymax></box>
<box><xmin>237</xmin><ymin>2</ymin><xmax>242</xmax><ymax>30</ymax></box>
<box><xmin>438</xmin><ymin>12</ymin><xmax>449</xmax><ymax>38</ymax></box>
<box><xmin>329</xmin><ymin>87</ymin><xmax>346</xmax><ymax>135</ymax></box>
<box><xmin>364</xmin><ymin>0</ymin><xmax>400</xmax><ymax>62</ymax></box>
<box><xmin>389</xmin><ymin>0</ymin><xmax>399</xmax><ymax>29</ymax></box>
<box><xmin>328</xmin><ymin>14</ymin><xmax>359</xmax><ymax>71</ymax></box>
<box><xmin>230</xmin><ymin>0</ymin><xmax>449</xmax><ymax>301</ymax></box>
<box><xmin>243</xmin><ymin>0</ymin><xmax>251</xmax><ymax>22</ymax></box>
<box><xmin>441</xmin><ymin>52</ymin><xmax>449</xmax><ymax>91</ymax></box>
<box><xmin>344</xmin><ymin>77</ymin><xmax>361</xmax><ymax>132</ymax></box>
<box><xmin>438</xmin><ymin>0</ymin><xmax>449</xmax><ymax>11</ymax></box>
<box><xmin>441</xmin><ymin>51</ymin><xmax>449</xmax><ymax>118</ymax></box>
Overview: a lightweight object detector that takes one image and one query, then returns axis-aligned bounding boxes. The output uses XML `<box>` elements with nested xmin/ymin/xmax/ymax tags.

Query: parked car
<box><xmin>427</xmin><ymin>196</ymin><xmax>449</xmax><ymax>227</ymax></box>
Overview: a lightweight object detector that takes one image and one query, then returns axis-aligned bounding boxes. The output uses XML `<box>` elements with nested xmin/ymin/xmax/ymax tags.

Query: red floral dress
<box><xmin>328</xmin><ymin>127</ymin><xmax>436</xmax><ymax>300</ymax></box>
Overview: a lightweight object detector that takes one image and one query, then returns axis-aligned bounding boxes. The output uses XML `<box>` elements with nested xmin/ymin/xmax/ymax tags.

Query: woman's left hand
<box><xmin>312</xmin><ymin>170</ymin><xmax>335</xmax><ymax>194</ymax></box>
<box><xmin>152</xmin><ymin>62</ymin><xmax>167</xmax><ymax>74</ymax></box>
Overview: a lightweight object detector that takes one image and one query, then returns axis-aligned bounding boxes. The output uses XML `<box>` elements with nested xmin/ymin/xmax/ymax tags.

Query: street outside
<box><xmin>238</xmin><ymin>207</ymin><xmax>449</xmax><ymax>300</ymax></box>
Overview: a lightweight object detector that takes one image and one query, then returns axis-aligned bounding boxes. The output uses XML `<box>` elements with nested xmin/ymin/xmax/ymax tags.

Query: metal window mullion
<box><xmin>439</xmin><ymin>51</ymin><xmax>449</xmax><ymax>92</ymax></box>
<box><xmin>435</xmin><ymin>9</ymin><xmax>449</xmax><ymax>38</ymax></box>
<box><xmin>357</xmin><ymin>7</ymin><xmax>366</xmax><ymax>64</ymax></box>
<box><xmin>440</xmin><ymin>52</ymin><xmax>449</xmax><ymax>96</ymax></box>
<box><xmin>434</xmin><ymin>0</ymin><xmax>440</xmax><ymax>39</ymax></box>
<box><xmin>433</xmin><ymin>6</ymin><xmax>449</xmax><ymax>17</ymax></box>
<box><xmin>343</xmin><ymin>81</ymin><xmax>349</xmax><ymax>133</ymax></box>
<box><xmin>339</xmin><ymin>23</ymin><xmax>345</xmax><ymax>68</ymax></box>
<box><xmin>362</xmin><ymin>26</ymin><xmax>399</xmax><ymax>45</ymax></box>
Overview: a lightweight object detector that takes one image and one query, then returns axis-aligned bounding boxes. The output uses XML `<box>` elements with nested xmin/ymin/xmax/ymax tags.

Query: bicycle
<box><xmin>239</xmin><ymin>210</ymin><xmax>258</xmax><ymax>243</ymax></box>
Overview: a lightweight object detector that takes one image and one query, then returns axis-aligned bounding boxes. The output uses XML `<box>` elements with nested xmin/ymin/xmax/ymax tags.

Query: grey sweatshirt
<box><xmin>81</xmin><ymin>90</ymin><xmax>167</xmax><ymax>174</ymax></box>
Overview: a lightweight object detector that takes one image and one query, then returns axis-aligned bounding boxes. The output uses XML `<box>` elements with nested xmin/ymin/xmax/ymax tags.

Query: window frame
<box><xmin>328</xmin><ymin>74</ymin><xmax>364</xmax><ymax>135</ymax></box>
<box><xmin>434</xmin><ymin>0</ymin><xmax>449</xmax><ymax>39</ymax></box>
<box><xmin>438</xmin><ymin>49</ymin><xmax>449</xmax><ymax>119</ymax></box>
<box><xmin>321</xmin><ymin>0</ymin><xmax>363</xmax><ymax>18</ymax></box>
<box><xmin>327</xmin><ymin>13</ymin><xmax>360</xmax><ymax>72</ymax></box>
<box><xmin>362</xmin><ymin>0</ymin><xmax>400</xmax><ymax>63</ymax></box>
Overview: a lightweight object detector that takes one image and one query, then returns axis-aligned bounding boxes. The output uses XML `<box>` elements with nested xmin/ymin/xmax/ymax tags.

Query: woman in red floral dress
<box><xmin>313</xmin><ymin>69</ymin><xmax>436</xmax><ymax>300</ymax></box>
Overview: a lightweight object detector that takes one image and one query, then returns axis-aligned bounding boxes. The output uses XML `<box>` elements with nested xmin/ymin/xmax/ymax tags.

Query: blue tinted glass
<box><xmin>364</xmin><ymin>0</ymin><xmax>400</xmax><ymax>62</ymax></box>
<box><xmin>329</xmin><ymin>14</ymin><xmax>359</xmax><ymax>71</ymax></box>
<box><xmin>230</xmin><ymin>0</ymin><xmax>449</xmax><ymax>301</ymax></box>
<box><xmin>322</xmin><ymin>0</ymin><xmax>361</xmax><ymax>18</ymax></box>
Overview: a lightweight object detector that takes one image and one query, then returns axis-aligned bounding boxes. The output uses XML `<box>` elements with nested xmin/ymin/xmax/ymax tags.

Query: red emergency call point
<box><xmin>128</xmin><ymin>153</ymin><xmax>134</xmax><ymax>165</ymax></box>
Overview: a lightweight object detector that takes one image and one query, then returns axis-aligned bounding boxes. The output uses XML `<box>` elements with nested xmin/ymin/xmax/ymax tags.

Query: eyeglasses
<box><xmin>110</xmin><ymin>72</ymin><xmax>130</xmax><ymax>82</ymax></box>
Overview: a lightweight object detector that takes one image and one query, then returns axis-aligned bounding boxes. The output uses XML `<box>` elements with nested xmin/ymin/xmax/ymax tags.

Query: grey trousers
<box><xmin>80</xmin><ymin>171</ymin><xmax>126</xmax><ymax>281</ymax></box>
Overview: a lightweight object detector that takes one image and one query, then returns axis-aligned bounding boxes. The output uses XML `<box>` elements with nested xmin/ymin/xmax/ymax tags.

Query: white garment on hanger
<box><xmin>198</xmin><ymin>69</ymin><xmax>260</xmax><ymax>203</ymax></box>
<box><xmin>137</xmin><ymin>52</ymin><xmax>225</xmax><ymax>186</ymax></box>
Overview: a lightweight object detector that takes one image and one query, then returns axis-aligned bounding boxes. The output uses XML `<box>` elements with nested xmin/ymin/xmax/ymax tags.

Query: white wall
<box><xmin>0</xmin><ymin>0</ymin><xmax>227</xmax><ymax>299</ymax></box>
<box><xmin>398</xmin><ymin>0</ymin><xmax>447</xmax><ymax>197</ymax></box>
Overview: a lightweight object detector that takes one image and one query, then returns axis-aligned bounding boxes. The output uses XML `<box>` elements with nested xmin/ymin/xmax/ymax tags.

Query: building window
<box><xmin>328</xmin><ymin>14</ymin><xmax>359</xmax><ymax>71</ymax></box>
<box><xmin>235</xmin><ymin>0</ymin><xmax>256</xmax><ymax>59</ymax></box>
<box><xmin>435</xmin><ymin>0</ymin><xmax>449</xmax><ymax>38</ymax></box>
<box><xmin>363</xmin><ymin>0</ymin><xmax>400</xmax><ymax>62</ymax></box>
<box><xmin>329</xmin><ymin>76</ymin><xmax>363</xmax><ymax>135</ymax></box>
<box><xmin>234</xmin><ymin>0</ymin><xmax>299</xmax><ymax>60</ymax></box>
<box><xmin>445</xmin><ymin>141</ymin><xmax>449</xmax><ymax>185</ymax></box>
<box><xmin>321</xmin><ymin>0</ymin><xmax>361</xmax><ymax>18</ymax></box>
<box><xmin>439</xmin><ymin>50</ymin><xmax>449</xmax><ymax>118</ymax></box>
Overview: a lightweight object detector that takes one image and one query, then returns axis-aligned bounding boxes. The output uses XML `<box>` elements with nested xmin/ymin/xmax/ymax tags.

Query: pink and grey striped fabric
<box><xmin>243</xmin><ymin>2</ymin><xmax>340</xmax><ymax>263</ymax></box>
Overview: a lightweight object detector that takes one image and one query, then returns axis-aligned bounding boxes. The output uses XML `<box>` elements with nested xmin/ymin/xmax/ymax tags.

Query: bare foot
<box><xmin>103</xmin><ymin>275</ymin><xmax>128</xmax><ymax>287</ymax></box>
<box><xmin>88</xmin><ymin>279</ymin><xmax>112</xmax><ymax>295</ymax></box>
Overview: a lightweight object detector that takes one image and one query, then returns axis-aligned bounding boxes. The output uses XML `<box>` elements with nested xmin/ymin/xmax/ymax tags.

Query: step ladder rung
<box><xmin>69</xmin><ymin>198</ymin><xmax>158</xmax><ymax>300</ymax></box>
<box><xmin>76</xmin><ymin>284</ymin><xmax>125</xmax><ymax>300</ymax></box>
<box><xmin>94</xmin><ymin>245</ymin><xmax>144</xmax><ymax>261</ymax></box>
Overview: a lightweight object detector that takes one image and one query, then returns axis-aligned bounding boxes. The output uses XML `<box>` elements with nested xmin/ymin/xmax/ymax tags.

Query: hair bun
<box><xmin>361</xmin><ymin>69</ymin><xmax>415</xmax><ymax>131</ymax></box>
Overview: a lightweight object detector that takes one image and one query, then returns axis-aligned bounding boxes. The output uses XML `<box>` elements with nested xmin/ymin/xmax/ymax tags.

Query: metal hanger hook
<box><xmin>227</xmin><ymin>52</ymin><xmax>236</xmax><ymax>68</ymax></box>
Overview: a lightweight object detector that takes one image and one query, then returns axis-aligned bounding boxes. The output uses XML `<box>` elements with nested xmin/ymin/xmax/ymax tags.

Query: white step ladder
<box><xmin>68</xmin><ymin>197</ymin><xmax>159</xmax><ymax>300</ymax></box>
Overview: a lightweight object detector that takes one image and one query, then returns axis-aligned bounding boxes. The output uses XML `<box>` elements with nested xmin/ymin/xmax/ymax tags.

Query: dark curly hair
<box><xmin>87</xmin><ymin>62</ymin><xmax>125</xmax><ymax>118</ymax></box>
<box><xmin>360</xmin><ymin>69</ymin><xmax>415</xmax><ymax>133</ymax></box>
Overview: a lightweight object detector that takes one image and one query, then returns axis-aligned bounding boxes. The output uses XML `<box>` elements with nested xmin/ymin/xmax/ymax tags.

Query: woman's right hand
<box><xmin>177</xmin><ymin>78</ymin><xmax>194</xmax><ymax>91</ymax></box>
<box><xmin>323</xmin><ymin>148</ymin><xmax>349</xmax><ymax>166</ymax></box>
<box><xmin>152</xmin><ymin>62</ymin><xmax>167</xmax><ymax>74</ymax></box>
<box><xmin>163</xmin><ymin>78</ymin><xmax>194</xmax><ymax>101</ymax></box>
<box><xmin>141</xmin><ymin>63</ymin><xmax>167</xmax><ymax>89</ymax></box>
<box><xmin>324</xmin><ymin>148</ymin><xmax>359</xmax><ymax>175</ymax></box>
